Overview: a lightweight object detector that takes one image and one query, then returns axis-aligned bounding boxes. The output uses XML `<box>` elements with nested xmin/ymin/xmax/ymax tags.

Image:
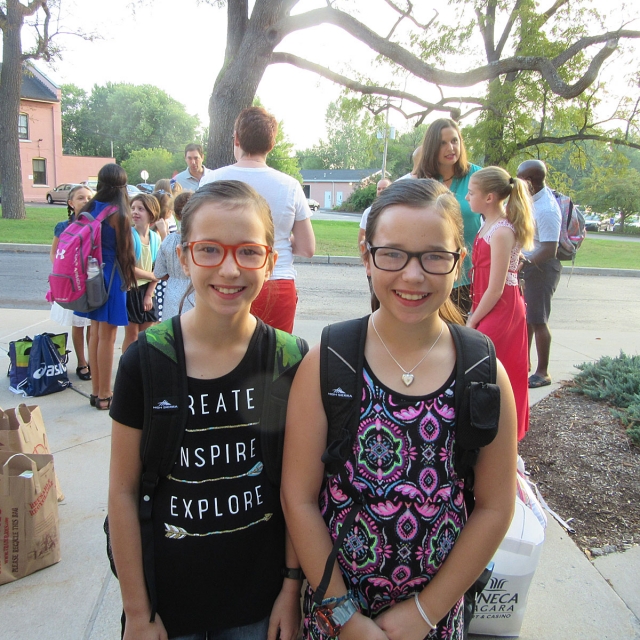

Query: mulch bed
<box><xmin>519</xmin><ymin>385</ymin><xmax>640</xmax><ymax>558</ymax></box>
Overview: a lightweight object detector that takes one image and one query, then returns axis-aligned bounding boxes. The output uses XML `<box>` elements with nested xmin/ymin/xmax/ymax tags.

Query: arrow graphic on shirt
<box><xmin>164</xmin><ymin>513</ymin><xmax>273</xmax><ymax>539</ymax></box>
<box><xmin>167</xmin><ymin>462</ymin><xmax>264</xmax><ymax>484</ymax></box>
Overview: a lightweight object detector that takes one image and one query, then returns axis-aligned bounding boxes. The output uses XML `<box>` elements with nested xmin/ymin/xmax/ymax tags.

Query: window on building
<box><xmin>19</xmin><ymin>113</ymin><xmax>29</xmax><ymax>140</ymax></box>
<box><xmin>33</xmin><ymin>158</ymin><xmax>47</xmax><ymax>185</ymax></box>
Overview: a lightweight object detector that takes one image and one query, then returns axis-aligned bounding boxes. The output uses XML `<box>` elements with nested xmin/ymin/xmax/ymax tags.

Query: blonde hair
<box><xmin>155</xmin><ymin>178</ymin><xmax>183</xmax><ymax>197</ymax></box>
<box><xmin>365</xmin><ymin>179</ymin><xmax>466</xmax><ymax>325</ymax></box>
<box><xmin>471</xmin><ymin>167</ymin><xmax>535</xmax><ymax>250</ymax></box>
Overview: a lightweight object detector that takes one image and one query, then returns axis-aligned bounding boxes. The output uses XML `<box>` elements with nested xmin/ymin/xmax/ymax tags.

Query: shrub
<box><xmin>335</xmin><ymin>183</ymin><xmax>376</xmax><ymax>212</ymax></box>
<box><xmin>572</xmin><ymin>352</ymin><xmax>640</xmax><ymax>446</ymax></box>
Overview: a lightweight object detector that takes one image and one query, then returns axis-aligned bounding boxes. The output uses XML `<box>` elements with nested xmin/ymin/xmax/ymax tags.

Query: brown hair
<box><xmin>82</xmin><ymin>163</ymin><xmax>136</xmax><ymax>289</ymax></box>
<box><xmin>180</xmin><ymin>181</ymin><xmax>275</xmax><ymax>307</ymax></box>
<box><xmin>470</xmin><ymin>167</ymin><xmax>535</xmax><ymax>250</ymax></box>
<box><xmin>173</xmin><ymin>191</ymin><xmax>193</xmax><ymax>221</ymax></box>
<box><xmin>414</xmin><ymin>118</ymin><xmax>470</xmax><ymax>180</ymax></box>
<box><xmin>181</xmin><ymin>180</ymin><xmax>274</xmax><ymax>248</ymax></box>
<box><xmin>152</xmin><ymin>190</ymin><xmax>174</xmax><ymax>221</ymax></box>
<box><xmin>67</xmin><ymin>185</ymin><xmax>93</xmax><ymax>220</ymax></box>
<box><xmin>234</xmin><ymin>107</ymin><xmax>278</xmax><ymax>156</ymax></box>
<box><xmin>365</xmin><ymin>178</ymin><xmax>465</xmax><ymax>325</ymax></box>
<box><xmin>130</xmin><ymin>193</ymin><xmax>161</xmax><ymax>223</ymax></box>
<box><xmin>184</xmin><ymin>143</ymin><xmax>204</xmax><ymax>158</ymax></box>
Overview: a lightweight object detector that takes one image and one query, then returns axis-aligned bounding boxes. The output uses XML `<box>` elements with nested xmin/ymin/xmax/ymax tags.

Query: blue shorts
<box><xmin>170</xmin><ymin>616</ymin><xmax>269</xmax><ymax>640</ymax></box>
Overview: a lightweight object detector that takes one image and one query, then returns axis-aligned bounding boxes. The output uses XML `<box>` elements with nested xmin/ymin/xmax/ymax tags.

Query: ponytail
<box><xmin>472</xmin><ymin>166</ymin><xmax>535</xmax><ymax>250</ymax></box>
<box><xmin>505</xmin><ymin>177</ymin><xmax>535</xmax><ymax>251</ymax></box>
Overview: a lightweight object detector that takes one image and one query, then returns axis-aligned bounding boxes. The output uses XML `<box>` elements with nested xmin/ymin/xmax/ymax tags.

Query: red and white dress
<box><xmin>471</xmin><ymin>219</ymin><xmax>529</xmax><ymax>440</ymax></box>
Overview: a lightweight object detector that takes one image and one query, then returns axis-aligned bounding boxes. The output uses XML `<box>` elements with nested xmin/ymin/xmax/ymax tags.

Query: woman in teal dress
<box><xmin>413</xmin><ymin>118</ymin><xmax>482</xmax><ymax>315</ymax></box>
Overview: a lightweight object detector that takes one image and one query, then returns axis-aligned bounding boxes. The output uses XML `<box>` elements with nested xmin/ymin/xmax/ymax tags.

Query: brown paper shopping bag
<box><xmin>0</xmin><ymin>404</ymin><xmax>64</xmax><ymax>501</ymax></box>
<box><xmin>0</xmin><ymin>451</ymin><xmax>61</xmax><ymax>585</ymax></box>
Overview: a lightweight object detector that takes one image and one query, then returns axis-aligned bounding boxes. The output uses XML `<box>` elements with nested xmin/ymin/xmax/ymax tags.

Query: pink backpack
<box><xmin>46</xmin><ymin>204</ymin><xmax>117</xmax><ymax>312</ymax></box>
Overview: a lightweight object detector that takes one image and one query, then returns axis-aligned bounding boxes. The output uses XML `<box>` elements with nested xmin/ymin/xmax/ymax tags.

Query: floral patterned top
<box><xmin>304</xmin><ymin>364</ymin><xmax>466</xmax><ymax>640</ymax></box>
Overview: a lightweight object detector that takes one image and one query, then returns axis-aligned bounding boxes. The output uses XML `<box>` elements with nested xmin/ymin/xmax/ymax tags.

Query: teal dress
<box><xmin>440</xmin><ymin>163</ymin><xmax>482</xmax><ymax>287</ymax></box>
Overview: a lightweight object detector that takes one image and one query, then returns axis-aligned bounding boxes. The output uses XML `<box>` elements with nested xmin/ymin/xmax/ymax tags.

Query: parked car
<box><xmin>46</xmin><ymin>183</ymin><xmax>83</xmax><ymax>204</ymax></box>
<box><xmin>126</xmin><ymin>185</ymin><xmax>143</xmax><ymax>198</ymax></box>
<box><xmin>136</xmin><ymin>183</ymin><xmax>154</xmax><ymax>194</ymax></box>
<box><xmin>307</xmin><ymin>198</ymin><xmax>320</xmax><ymax>211</ymax></box>
<box><xmin>584</xmin><ymin>214</ymin><xmax>606</xmax><ymax>232</ymax></box>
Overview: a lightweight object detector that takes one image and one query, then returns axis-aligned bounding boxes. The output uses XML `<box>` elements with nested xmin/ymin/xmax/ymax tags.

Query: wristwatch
<box><xmin>281</xmin><ymin>567</ymin><xmax>305</xmax><ymax>580</ymax></box>
<box><xmin>313</xmin><ymin>592</ymin><xmax>359</xmax><ymax>637</ymax></box>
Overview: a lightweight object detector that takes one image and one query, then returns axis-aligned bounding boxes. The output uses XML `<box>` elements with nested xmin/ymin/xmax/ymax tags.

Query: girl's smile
<box><xmin>366</xmin><ymin>204</ymin><xmax>461</xmax><ymax>323</ymax></box>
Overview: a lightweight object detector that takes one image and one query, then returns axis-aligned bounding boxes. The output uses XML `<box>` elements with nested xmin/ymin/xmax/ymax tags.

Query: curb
<box><xmin>2</xmin><ymin>244</ymin><xmax>639</xmax><ymax>277</ymax></box>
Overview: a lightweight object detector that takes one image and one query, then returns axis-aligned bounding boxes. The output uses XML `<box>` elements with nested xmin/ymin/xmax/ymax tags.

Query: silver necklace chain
<box><xmin>370</xmin><ymin>314</ymin><xmax>445</xmax><ymax>387</ymax></box>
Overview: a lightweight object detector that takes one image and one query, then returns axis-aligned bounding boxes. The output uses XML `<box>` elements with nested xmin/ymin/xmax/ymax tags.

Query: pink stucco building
<box><xmin>301</xmin><ymin>169</ymin><xmax>388</xmax><ymax>209</ymax></box>
<box><xmin>11</xmin><ymin>63</ymin><xmax>114</xmax><ymax>202</ymax></box>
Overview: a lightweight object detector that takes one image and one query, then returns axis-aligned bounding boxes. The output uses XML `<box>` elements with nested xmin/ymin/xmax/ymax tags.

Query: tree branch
<box><xmin>276</xmin><ymin>6</ymin><xmax>640</xmax><ymax>98</ymax></box>
<box><xmin>495</xmin><ymin>0</ymin><xmax>525</xmax><ymax>59</ymax></box>
<box><xmin>18</xmin><ymin>0</ymin><xmax>47</xmax><ymax>18</ymax></box>
<box><xmin>382</xmin><ymin>0</ymin><xmax>431</xmax><ymax>32</ymax></box>
<box><xmin>270</xmin><ymin>51</ymin><xmax>498</xmax><ymax>116</ymax></box>
<box><xmin>517</xmin><ymin>133</ymin><xmax>640</xmax><ymax>152</ymax></box>
<box><xmin>22</xmin><ymin>2</ymin><xmax>52</xmax><ymax>62</ymax></box>
<box><xmin>542</xmin><ymin>0</ymin><xmax>570</xmax><ymax>22</ymax></box>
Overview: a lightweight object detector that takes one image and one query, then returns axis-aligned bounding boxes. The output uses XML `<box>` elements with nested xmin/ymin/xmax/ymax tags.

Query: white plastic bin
<box><xmin>469</xmin><ymin>496</ymin><xmax>545</xmax><ymax>636</ymax></box>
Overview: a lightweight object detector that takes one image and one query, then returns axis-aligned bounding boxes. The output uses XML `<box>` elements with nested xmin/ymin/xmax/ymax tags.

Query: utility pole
<box><xmin>379</xmin><ymin>101</ymin><xmax>395</xmax><ymax>179</ymax></box>
<box><xmin>381</xmin><ymin>102</ymin><xmax>390</xmax><ymax>179</ymax></box>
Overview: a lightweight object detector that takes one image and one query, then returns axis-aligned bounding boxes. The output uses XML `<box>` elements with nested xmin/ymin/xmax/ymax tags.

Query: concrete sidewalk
<box><xmin>0</xmin><ymin>267</ymin><xmax>639</xmax><ymax>639</ymax></box>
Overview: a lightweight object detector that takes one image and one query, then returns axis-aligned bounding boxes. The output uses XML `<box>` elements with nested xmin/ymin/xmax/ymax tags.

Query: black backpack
<box><xmin>105</xmin><ymin>316</ymin><xmax>308</xmax><ymax>622</ymax></box>
<box><xmin>314</xmin><ymin>316</ymin><xmax>500</xmax><ymax>626</ymax></box>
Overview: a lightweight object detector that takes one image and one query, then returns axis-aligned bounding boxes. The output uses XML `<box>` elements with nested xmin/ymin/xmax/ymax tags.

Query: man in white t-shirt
<box><xmin>173</xmin><ymin>144</ymin><xmax>213</xmax><ymax>191</ymax></box>
<box><xmin>199</xmin><ymin>107</ymin><xmax>315</xmax><ymax>333</ymax></box>
<box><xmin>517</xmin><ymin>160</ymin><xmax>562</xmax><ymax>388</ymax></box>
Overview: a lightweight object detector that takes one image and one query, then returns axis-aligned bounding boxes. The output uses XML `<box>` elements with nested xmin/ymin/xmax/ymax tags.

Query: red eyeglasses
<box><xmin>182</xmin><ymin>241</ymin><xmax>272</xmax><ymax>269</ymax></box>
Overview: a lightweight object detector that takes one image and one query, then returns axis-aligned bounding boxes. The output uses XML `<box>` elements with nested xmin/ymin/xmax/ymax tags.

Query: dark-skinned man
<box><xmin>517</xmin><ymin>160</ymin><xmax>562</xmax><ymax>388</ymax></box>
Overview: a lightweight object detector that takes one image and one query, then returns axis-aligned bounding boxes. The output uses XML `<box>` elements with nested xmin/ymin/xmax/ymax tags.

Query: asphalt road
<box><xmin>0</xmin><ymin>251</ymin><xmax>372</xmax><ymax>314</ymax></box>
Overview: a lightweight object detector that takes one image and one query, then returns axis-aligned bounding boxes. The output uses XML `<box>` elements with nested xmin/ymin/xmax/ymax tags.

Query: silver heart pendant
<box><xmin>402</xmin><ymin>373</ymin><xmax>414</xmax><ymax>387</ymax></box>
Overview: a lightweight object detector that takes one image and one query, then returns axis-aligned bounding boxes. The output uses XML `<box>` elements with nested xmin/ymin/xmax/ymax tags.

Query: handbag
<box><xmin>12</xmin><ymin>334</ymin><xmax>71</xmax><ymax>397</ymax></box>
<box><xmin>0</xmin><ymin>451</ymin><xmax>61</xmax><ymax>584</ymax></box>
<box><xmin>0</xmin><ymin>404</ymin><xmax>65</xmax><ymax>501</ymax></box>
<box><xmin>8</xmin><ymin>333</ymin><xmax>68</xmax><ymax>395</ymax></box>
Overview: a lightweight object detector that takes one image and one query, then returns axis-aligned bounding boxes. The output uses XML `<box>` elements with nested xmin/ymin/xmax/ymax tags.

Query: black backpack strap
<box><xmin>138</xmin><ymin>315</ymin><xmax>189</xmax><ymax>621</ymax></box>
<box><xmin>448</xmin><ymin>324</ymin><xmax>500</xmax><ymax>496</ymax></box>
<box><xmin>259</xmin><ymin>326</ymin><xmax>309</xmax><ymax>487</ymax></box>
<box><xmin>313</xmin><ymin>316</ymin><xmax>368</xmax><ymax>605</ymax></box>
<box><xmin>319</xmin><ymin>316</ymin><xmax>369</xmax><ymax>474</ymax></box>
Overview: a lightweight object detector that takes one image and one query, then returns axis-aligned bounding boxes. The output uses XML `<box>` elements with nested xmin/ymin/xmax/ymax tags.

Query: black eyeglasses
<box><xmin>367</xmin><ymin>244</ymin><xmax>461</xmax><ymax>275</ymax></box>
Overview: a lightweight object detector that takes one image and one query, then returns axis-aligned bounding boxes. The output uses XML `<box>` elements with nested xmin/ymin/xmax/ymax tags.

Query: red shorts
<box><xmin>251</xmin><ymin>279</ymin><xmax>298</xmax><ymax>333</ymax></box>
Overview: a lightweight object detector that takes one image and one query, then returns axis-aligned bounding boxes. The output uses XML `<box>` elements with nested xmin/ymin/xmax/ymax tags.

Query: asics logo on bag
<box><xmin>328</xmin><ymin>387</ymin><xmax>352</xmax><ymax>398</ymax></box>
<box><xmin>33</xmin><ymin>363</ymin><xmax>66</xmax><ymax>379</ymax></box>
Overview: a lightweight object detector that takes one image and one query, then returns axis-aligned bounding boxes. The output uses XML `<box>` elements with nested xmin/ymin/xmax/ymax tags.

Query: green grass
<box><xmin>574</xmin><ymin>237</ymin><xmax>640</xmax><ymax>270</ymax></box>
<box><xmin>1</xmin><ymin>210</ymin><xmax>638</xmax><ymax>270</ymax></box>
<box><xmin>311</xmin><ymin>220</ymin><xmax>361</xmax><ymax>257</ymax></box>
<box><xmin>0</xmin><ymin>206</ymin><xmax>67</xmax><ymax>244</ymax></box>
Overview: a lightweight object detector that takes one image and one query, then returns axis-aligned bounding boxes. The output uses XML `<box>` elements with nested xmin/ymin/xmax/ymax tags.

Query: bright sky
<box><xmin>11</xmin><ymin>0</ymin><xmax>640</xmax><ymax>151</ymax></box>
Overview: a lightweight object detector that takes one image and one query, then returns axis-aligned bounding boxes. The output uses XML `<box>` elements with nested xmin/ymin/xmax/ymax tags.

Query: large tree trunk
<box><xmin>206</xmin><ymin>0</ymin><xmax>294</xmax><ymax>169</ymax></box>
<box><xmin>0</xmin><ymin>1</ymin><xmax>26</xmax><ymax>220</ymax></box>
